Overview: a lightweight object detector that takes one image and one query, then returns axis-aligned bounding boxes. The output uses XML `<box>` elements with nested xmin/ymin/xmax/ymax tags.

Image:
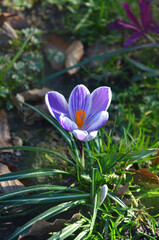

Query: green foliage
<box><xmin>0</xmin><ymin>108</ymin><xmax>158</xmax><ymax>239</ymax></box>
<box><xmin>0</xmin><ymin>28</ymin><xmax>43</xmax><ymax>108</ymax></box>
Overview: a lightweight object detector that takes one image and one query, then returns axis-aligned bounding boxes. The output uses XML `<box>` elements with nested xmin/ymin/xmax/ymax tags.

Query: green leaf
<box><xmin>127</xmin><ymin>149</ymin><xmax>157</xmax><ymax>163</ymax></box>
<box><xmin>0</xmin><ymin>168</ymin><xmax>72</xmax><ymax>182</ymax></box>
<box><xmin>107</xmin><ymin>191</ymin><xmax>127</xmax><ymax>208</ymax></box>
<box><xmin>7</xmin><ymin>200</ymin><xmax>84</xmax><ymax>240</ymax></box>
<box><xmin>89</xmin><ymin>189</ymin><xmax>100</xmax><ymax>234</ymax></box>
<box><xmin>48</xmin><ymin>219</ymin><xmax>86</xmax><ymax>240</ymax></box>
<box><xmin>0</xmin><ymin>146</ymin><xmax>76</xmax><ymax>167</ymax></box>
<box><xmin>44</xmin><ymin>43</ymin><xmax>159</xmax><ymax>82</ymax></box>
<box><xmin>100</xmin><ymin>153</ymin><xmax>125</xmax><ymax>173</ymax></box>
<box><xmin>126</xmin><ymin>56</ymin><xmax>159</xmax><ymax>74</ymax></box>
<box><xmin>74</xmin><ymin>229</ymin><xmax>89</xmax><ymax>240</ymax></box>
<box><xmin>0</xmin><ymin>34</ymin><xmax>32</xmax><ymax>81</ymax></box>
<box><xmin>0</xmin><ymin>193</ymin><xmax>90</xmax><ymax>206</ymax></box>
<box><xmin>0</xmin><ymin>184</ymin><xmax>69</xmax><ymax>200</ymax></box>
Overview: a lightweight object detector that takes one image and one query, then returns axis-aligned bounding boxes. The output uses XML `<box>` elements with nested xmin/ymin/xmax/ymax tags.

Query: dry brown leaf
<box><xmin>19</xmin><ymin>88</ymin><xmax>51</xmax><ymax>102</ymax></box>
<box><xmin>2</xmin><ymin>21</ymin><xmax>18</xmax><ymax>39</ymax></box>
<box><xmin>19</xmin><ymin>213</ymin><xmax>81</xmax><ymax>240</ymax></box>
<box><xmin>130</xmin><ymin>168</ymin><xmax>159</xmax><ymax>189</ymax></box>
<box><xmin>44</xmin><ymin>34</ymin><xmax>69</xmax><ymax>70</ymax></box>
<box><xmin>13</xmin><ymin>88</ymin><xmax>51</xmax><ymax>125</ymax></box>
<box><xmin>152</xmin><ymin>151</ymin><xmax>159</xmax><ymax>167</ymax></box>
<box><xmin>0</xmin><ymin>163</ymin><xmax>24</xmax><ymax>194</ymax></box>
<box><xmin>121</xmin><ymin>198</ymin><xmax>132</xmax><ymax>206</ymax></box>
<box><xmin>6</xmin><ymin>15</ymin><xmax>29</xmax><ymax>29</ymax></box>
<box><xmin>0</xmin><ymin>13</ymin><xmax>16</xmax><ymax>27</ymax></box>
<box><xmin>0</xmin><ymin>13</ymin><xmax>28</xmax><ymax>29</ymax></box>
<box><xmin>0</xmin><ymin>109</ymin><xmax>13</xmax><ymax>153</ymax></box>
<box><xmin>45</xmin><ymin>34</ymin><xmax>84</xmax><ymax>74</ymax></box>
<box><xmin>117</xmin><ymin>183</ymin><xmax>129</xmax><ymax>198</ymax></box>
<box><xmin>22</xmin><ymin>104</ymin><xmax>48</xmax><ymax>125</ymax></box>
<box><xmin>65</xmin><ymin>41</ymin><xmax>84</xmax><ymax>75</ymax></box>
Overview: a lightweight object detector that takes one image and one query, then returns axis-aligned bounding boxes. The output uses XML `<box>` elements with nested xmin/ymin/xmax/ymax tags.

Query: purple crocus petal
<box><xmin>59</xmin><ymin>115</ymin><xmax>78</xmax><ymax>132</ymax></box>
<box><xmin>84</xmin><ymin>131</ymin><xmax>98</xmax><ymax>142</ymax></box>
<box><xmin>108</xmin><ymin>19</ymin><xmax>126</xmax><ymax>30</ymax></box>
<box><xmin>148</xmin><ymin>21</ymin><xmax>159</xmax><ymax>33</ymax></box>
<box><xmin>72</xmin><ymin>129</ymin><xmax>88</xmax><ymax>141</ymax></box>
<box><xmin>123</xmin><ymin>2</ymin><xmax>141</xmax><ymax>29</ymax></box>
<box><xmin>85</xmin><ymin>111</ymin><xmax>109</xmax><ymax>132</ymax></box>
<box><xmin>123</xmin><ymin>31</ymin><xmax>143</xmax><ymax>46</ymax></box>
<box><xmin>68</xmin><ymin>84</ymin><xmax>91</xmax><ymax>122</ymax></box>
<box><xmin>90</xmin><ymin>87</ymin><xmax>112</xmax><ymax>115</ymax></box>
<box><xmin>139</xmin><ymin>0</ymin><xmax>151</xmax><ymax>30</ymax></box>
<box><xmin>45</xmin><ymin>91</ymin><xmax>69</xmax><ymax>121</ymax></box>
<box><xmin>115</xmin><ymin>19</ymin><xmax>140</xmax><ymax>31</ymax></box>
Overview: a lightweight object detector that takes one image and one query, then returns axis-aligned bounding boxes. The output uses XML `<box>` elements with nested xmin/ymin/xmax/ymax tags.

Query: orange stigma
<box><xmin>150</xmin><ymin>23</ymin><xmax>156</xmax><ymax>29</ymax></box>
<box><xmin>75</xmin><ymin>110</ymin><xmax>86</xmax><ymax>128</ymax></box>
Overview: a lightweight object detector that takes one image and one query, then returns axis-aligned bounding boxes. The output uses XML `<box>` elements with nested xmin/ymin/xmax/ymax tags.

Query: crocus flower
<box><xmin>45</xmin><ymin>84</ymin><xmax>112</xmax><ymax>142</ymax></box>
<box><xmin>109</xmin><ymin>0</ymin><xmax>159</xmax><ymax>46</ymax></box>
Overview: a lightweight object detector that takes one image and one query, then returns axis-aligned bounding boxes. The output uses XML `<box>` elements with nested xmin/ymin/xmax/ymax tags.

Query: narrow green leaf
<box><xmin>89</xmin><ymin>190</ymin><xmax>100</xmax><ymax>233</ymax></box>
<box><xmin>127</xmin><ymin>149</ymin><xmax>157</xmax><ymax>162</ymax></box>
<box><xmin>0</xmin><ymin>184</ymin><xmax>69</xmax><ymax>200</ymax></box>
<box><xmin>74</xmin><ymin>229</ymin><xmax>89</xmax><ymax>240</ymax></box>
<box><xmin>126</xmin><ymin>57</ymin><xmax>159</xmax><ymax>74</ymax></box>
<box><xmin>0</xmin><ymin>168</ymin><xmax>72</xmax><ymax>182</ymax></box>
<box><xmin>107</xmin><ymin>191</ymin><xmax>126</xmax><ymax>208</ymax></box>
<box><xmin>0</xmin><ymin>34</ymin><xmax>32</xmax><ymax>81</ymax></box>
<box><xmin>48</xmin><ymin>219</ymin><xmax>86</xmax><ymax>240</ymax></box>
<box><xmin>0</xmin><ymin>146</ymin><xmax>76</xmax><ymax>167</ymax></box>
<box><xmin>45</xmin><ymin>43</ymin><xmax>159</xmax><ymax>82</ymax></box>
<box><xmin>0</xmin><ymin>193</ymin><xmax>90</xmax><ymax>206</ymax></box>
<box><xmin>7</xmin><ymin>200</ymin><xmax>84</xmax><ymax>240</ymax></box>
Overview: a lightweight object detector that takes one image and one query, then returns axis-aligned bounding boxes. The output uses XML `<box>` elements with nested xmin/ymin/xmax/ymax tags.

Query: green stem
<box><xmin>78</xmin><ymin>141</ymin><xmax>85</xmax><ymax>169</ymax></box>
<box><xmin>144</xmin><ymin>34</ymin><xmax>156</xmax><ymax>44</ymax></box>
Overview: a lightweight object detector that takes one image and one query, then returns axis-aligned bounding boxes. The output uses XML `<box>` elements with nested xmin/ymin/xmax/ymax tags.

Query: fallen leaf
<box><xmin>85</xmin><ymin>40</ymin><xmax>110</xmax><ymax>68</ymax></box>
<box><xmin>65</xmin><ymin>41</ymin><xmax>84</xmax><ymax>75</ymax></box>
<box><xmin>45</xmin><ymin>34</ymin><xmax>84</xmax><ymax>74</ymax></box>
<box><xmin>19</xmin><ymin>88</ymin><xmax>51</xmax><ymax>102</ymax></box>
<box><xmin>0</xmin><ymin>163</ymin><xmax>24</xmax><ymax>193</ymax></box>
<box><xmin>152</xmin><ymin>151</ymin><xmax>159</xmax><ymax>167</ymax></box>
<box><xmin>19</xmin><ymin>213</ymin><xmax>81</xmax><ymax>240</ymax></box>
<box><xmin>0</xmin><ymin>13</ymin><xmax>28</xmax><ymax>29</ymax></box>
<box><xmin>13</xmin><ymin>88</ymin><xmax>51</xmax><ymax>125</ymax></box>
<box><xmin>2</xmin><ymin>21</ymin><xmax>18</xmax><ymax>39</ymax></box>
<box><xmin>0</xmin><ymin>109</ymin><xmax>13</xmax><ymax>153</ymax></box>
<box><xmin>121</xmin><ymin>198</ymin><xmax>132</xmax><ymax>206</ymax></box>
<box><xmin>44</xmin><ymin>34</ymin><xmax>69</xmax><ymax>70</ymax></box>
<box><xmin>22</xmin><ymin>104</ymin><xmax>48</xmax><ymax>125</ymax></box>
<box><xmin>0</xmin><ymin>13</ymin><xmax>16</xmax><ymax>27</ymax></box>
<box><xmin>129</xmin><ymin>168</ymin><xmax>159</xmax><ymax>189</ymax></box>
<box><xmin>117</xmin><ymin>183</ymin><xmax>129</xmax><ymax>198</ymax></box>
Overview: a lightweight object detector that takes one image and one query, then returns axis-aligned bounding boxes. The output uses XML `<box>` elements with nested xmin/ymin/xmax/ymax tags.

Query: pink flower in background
<box><xmin>109</xmin><ymin>0</ymin><xmax>159</xmax><ymax>46</ymax></box>
<box><xmin>45</xmin><ymin>85</ymin><xmax>112</xmax><ymax>142</ymax></box>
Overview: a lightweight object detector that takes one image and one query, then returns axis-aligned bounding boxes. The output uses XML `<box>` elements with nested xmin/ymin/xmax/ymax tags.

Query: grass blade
<box><xmin>0</xmin><ymin>146</ymin><xmax>76</xmax><ymax>167</ymax></box>
<box><xmin>0</xmin><ymin>184</ymin><xmax>69</xmax><ymax>200</ymax></box>
<box><xmin>48</xmin><ymin>219</ymin><xmax>86</xmax><ymax>240</ymax></box>
<box><xmin>0</xmin><ymin>193</ymin><xmax>90</xmax><ymax>206</ymax></box>
<box><xmin>0</xmin><ymin>168</ymin><xmax>72</xmax><ymax>182</ymax></box>
<box><xmin>45</xmin><ymin>43</ymin><xmax>159</xmax><ymax>82</ymax></box>
<box><xmin>0</xmin><ymin>34</ymin><xmax>32</xmax><ymax>81</ymax></box>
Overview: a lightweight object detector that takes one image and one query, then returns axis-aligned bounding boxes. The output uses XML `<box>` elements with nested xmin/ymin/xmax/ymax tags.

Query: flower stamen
<box><xmin>75</xmin><ymin>110</ymin><xmax>86</xmax><ymax>128</ymax></box>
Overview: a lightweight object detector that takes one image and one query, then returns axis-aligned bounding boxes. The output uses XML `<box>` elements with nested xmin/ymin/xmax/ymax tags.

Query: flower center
<box><xmin>75</xmin><ymin>110</ymin><xmax>86</xmax><ymax>129</ymax></box>
<box><xmin>150</xmin><ymin>23</ymin><xmax>156</xmax><ymax>29</ymax></box>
